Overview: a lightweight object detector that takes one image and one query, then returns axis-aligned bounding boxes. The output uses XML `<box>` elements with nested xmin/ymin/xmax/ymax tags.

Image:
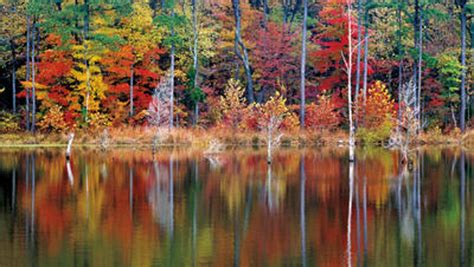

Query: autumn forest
<box><xmin>1</xmin><ymin>1</ymin><xmax>474</xmax><ymax>266</ymax></box>
<box><xmin>0</xmin><ymin>0</ymin><xmax>472</xmax><ymax>144</ymax></box>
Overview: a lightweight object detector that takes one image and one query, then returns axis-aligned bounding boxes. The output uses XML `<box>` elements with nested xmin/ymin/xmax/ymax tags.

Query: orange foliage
<box><xmin>355</xmin><ymin>81</ymin><xmax>396</xmax><ymax>128</ymax></box>
<box><xmin>305</xmin><ymin>92</ymin><xmax>341</xmax><ymax>131</ymax></box>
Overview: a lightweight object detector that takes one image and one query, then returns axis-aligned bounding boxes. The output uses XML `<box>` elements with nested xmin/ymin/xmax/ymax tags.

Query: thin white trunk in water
<box><xmin>346</xmin><ymin>0</ymin><xmax>355</xmax><ymax>162</ymax></box>
<box><xmin>66</xmin><ymin>133</ymin><xmax>74</xmax><ymax>159</ymax></box>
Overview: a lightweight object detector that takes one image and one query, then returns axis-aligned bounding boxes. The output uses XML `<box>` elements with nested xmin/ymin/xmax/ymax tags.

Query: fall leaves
<box><xmin>217</xmin><ymin>79</ymin><xmax>298</xmax><ymax>132</ymax></box>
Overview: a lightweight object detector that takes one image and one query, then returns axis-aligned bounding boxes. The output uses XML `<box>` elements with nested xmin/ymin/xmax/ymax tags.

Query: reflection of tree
<box><xmin>264</xmin><ymin>164</ymin><xmax>283</xmax><ymax>212</ymax></box>
<box><xmin>300</xmin><ymin>154</ymin><xmax>306</xmax><ymax>267</ymax></box>
<box><xmin>459</xmin><ymin>151</ymin><xmax>466</xmax><ymax>266</ymax></box>
<box><xmin>347</xmin><ymin>157</ymin><xmax>354</xmax><ymax>267</ymax></box>
<box><xmin>4</xmin><ymin>148</ymin><xmax>474</xmax><ymax>266</ymax></box>
<box><xmin>148</xmin><ymin>160</ymin><xmax>173</xmax><ymax>234</ymax></box>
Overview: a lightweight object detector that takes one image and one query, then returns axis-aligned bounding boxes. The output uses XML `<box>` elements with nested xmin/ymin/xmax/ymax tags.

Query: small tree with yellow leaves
<box><xmin>218</xmin><ymin>79</ymin><xmax>247</xmax><ymax>130</ymax></box>
<box><xmin>356</xmin><ymin>81</ymin><xmax>396</xmax><ymax>128</ymax></box>
<box><xmin>355</xmin><ymin>81</ymin><xmax>396</xmax><ymax>144</ymax></box>
<box><xmin>256</xmin><ymin>92</ymin><xmax>298</xmax><ymax>164</ymax></box>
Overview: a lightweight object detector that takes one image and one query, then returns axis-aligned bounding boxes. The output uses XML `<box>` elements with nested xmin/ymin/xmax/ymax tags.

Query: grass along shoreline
<box><xmin>0</xmin><ymin>126</ymin><xmax>473</xmax><ymax>148</ymax></box>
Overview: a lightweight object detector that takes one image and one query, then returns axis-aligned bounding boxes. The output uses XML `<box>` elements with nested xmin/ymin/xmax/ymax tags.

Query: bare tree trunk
<box><xmin>26</xmin><ymin>16</ymin><xmax>31</xmax><ymax>131</ymax></box>
<box><xmin>192</xmin><ymin>0</ymin><xmax>199</xmax><ymax>126</ymax></box>
<box><xmin>347</xmin><ymin>0</ymin><xmax>355</xmax><ymax>162</ymax></box>
<box><xmin>130</xmin><ymin>64</ymin><xmax>134</xmax><ymax>117</ymax></box>
<box><xmin>31</xmin><ymin>19</ymin><xmax>37</xmax><ymax>133</ymax></box>
<box><xmin>10</xmin><ymin>39</ymin><xmax>17</xmax><ymax>114</ymax></box>
<box><xmin>84</xmin><ymin>0</ymin><xmax>91</xmax><ymax>123</ymax></box>
<box><xmin>362</xmin><ymin>0</ymin><xmax>369</xmax><ymax>105</ymax></box>
<box><xmin>397</xmin><ymin>0</ymin><xmax>403</xmax><ymax>133</ymax></box>
<box><xmin>355</xmin><ymin>0</ymin><xmax>362</xmax><ymax>101</ymax></box>
<box><xmin>262</xmin><ymin>0</ymin><xmax>269</xmax><ymax>26</ymax></box>
<box><xmin>170</xmin><ymin>2</ymin><xmax>175</xmax><ymax>128</ymax></box>
<box><xmin>300</xmin><ymin>0</ymin><xmax>307</xmax><ymax>128</ymax></box>
<box><xmin>417</xmin><ymin>8</ymin><xmax>423</xmax><ymax>131</ymax></box>
<box><xmin>459</xmin><ymin>0</ymin><xmax>467</xmax><ymax>132</ymax></box>
<box><xmin>413</xmin><ymin>0</ymin><xmax>419</xmax><ymax>122</ymax></box>
<box><xmin>232</xmin><ymin>0</ymin><xmax>255</xmax><ymax>103</ymax></box>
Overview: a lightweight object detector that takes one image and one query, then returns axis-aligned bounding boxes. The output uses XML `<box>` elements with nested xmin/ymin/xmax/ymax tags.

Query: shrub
<box><xmin>218</xmin><ymin>79</ymin><xmax>248</xmax><ymax>130</ymax></box>
<box><xmin>356</xmin><ymin>117</ymin><xmax>392</xmax><ymax>144</ymax></box>
<box><xmin>355</xmin><ymin>81</ymin><xmax>396</xmax><ymax>129</ymax></box>
<box><xmin>88</xmin><ymin>112</ymin><xmax>111</xmax><ymax>131</ymax></box>
<box><xmin>305</xmin><ymin>93</ymin><xmax>341</xmax><ymax>131</ymax></box>
<box><xmin>355</xmin><ymin>81</ymin><xmax>396</xmax><ymax>144</ymax></box>
<box><xmin>37</xmin><ymin>105</ymin><xmax>68</xmax><ymax>133</ymax></box>
<box><xmin>0</xmin><ymin>111</ymin><xmax>20</xmax><ymax>133</ymax></box>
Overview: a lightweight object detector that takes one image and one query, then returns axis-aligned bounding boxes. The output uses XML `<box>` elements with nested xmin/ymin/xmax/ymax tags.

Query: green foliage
<box><xmin>437</xmin><ymin>51</ymin><xmax>463</xmax><ymax>94</ymax></box>
<box><xmin>0</xmin><ymin>111</ymin><xmax>19</xmax><ymax>133</ymax></box>
<box><xmin>356</xmin><ymin>118</ymin><xmax>393</xmax><ymax>145</ymax></box>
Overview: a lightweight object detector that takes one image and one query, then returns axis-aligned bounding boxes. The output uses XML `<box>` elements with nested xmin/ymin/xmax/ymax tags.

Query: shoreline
<box><xmin>0</xmin><ymin>126</ymin><xmax>472</xmax><ymax>149</ymax></box>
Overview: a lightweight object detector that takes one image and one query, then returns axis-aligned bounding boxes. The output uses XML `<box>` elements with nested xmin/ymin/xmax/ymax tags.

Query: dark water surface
<box><xmin>0</xmin><ymin>147</ymin><xmax>473</xmax><ymax>266</ymax></box>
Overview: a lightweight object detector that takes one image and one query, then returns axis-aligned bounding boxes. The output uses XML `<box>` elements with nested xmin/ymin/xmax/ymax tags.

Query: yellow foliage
<box><xmin>218</xmin><ymin>79</ymin><xmax>247</xmax><ymax>129</ymax></box>
<box><xmin>119</xmin><ymin>2</ymin><xmax>158</xmax><ymax>60</ymax></box>
<box><xmin>37</xmin><ymin>105</ymin><xmax>68</xmax><ymax>133</ymax></box>
<box><xmin>255</xmin><ymin>91</ymin><xmax>299</xmax><ymax>132</ymax></box>
<box><xmin>68</xmin><ymin>44</ymin><xmax>108</xmax><ymax>115</ymax></box>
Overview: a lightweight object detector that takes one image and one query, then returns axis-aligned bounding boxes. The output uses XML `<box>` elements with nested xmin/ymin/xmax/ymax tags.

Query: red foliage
<box><xmin>35</xmin><ymin>36</ymin><xmax>74</xmax><ymax>109</ymax></box>
<box><xmin>310</xmin><ymin>0</ymin><xmax>370</xmax><ymax>94</ymax></box>
<box><xmin>251</xmin><ymin>22</ymin><xmax>298</xmax><ymax>98</ymax></box>
<box><xmin>102</xmin><ymin>45</ymin><xmax>163</xmax><ymax>119</ymax></box>
<box><xmin>305</xmin><ymin>93</ymin><xmax>341</xmax><ymax>130</ymax></box>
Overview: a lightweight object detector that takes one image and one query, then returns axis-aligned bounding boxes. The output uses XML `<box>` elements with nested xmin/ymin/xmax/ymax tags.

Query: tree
<box><xmin>118</xmin><ymin>2</ymin><xmax>158</xmax><ymax>117</ymax></box>
<box><xmin>218</xmin><ymin>79</ymin><xmax>247</xmax><ymax>129</ymax></box>
<box><xmin>191</xmin><ymin>0</ymin><xmax>199</xmax><ymax>125</ymax></box>
<box><xmin>148</xmin><ymin>73</ymin><xmax>173</xmax><ymax>128</ymax></box>
<box><xmin>0</xmin><ymin>0</ymin><xmax>25</xmax><ymax>114</ymax></box>
<box><xmin>305</xmin><ymin>93</ymin><xmax>341</xmax><ymax>131</ymax></box>
<box><xmin>251</xmin><ymin>22</ymin><xmax>297</xmax><ymax>98</ymax></box>
<box><xmin>362</xmin><ymin>0</ymin><xmax>370</xmax><ymax>104</ymax></box>
<box><xmin>255</xmin><ymin>92</ymin><xmax>297</xmax><ymax>164</ymax></box>
<box><xmin>300</xmin><ymin>0</ymin><xmax>308</xmax><ymax>127</ymax></box>
<box><xmin>232</xmin><ymin>0</ymin><xmax>254</xmax><ymax>103</ymax></box>
<box><xmin>457</xmin><ymin>0</ymin><xmax>467</xmax><ymax>132</ymax></box>
<box><xmin>343</xmin><ymin>0</ymin><xmax>356</xmax><ymax>161</ymax></box>
<box><xmin>437</xmin><ymin>51</ymin><xmax>463</xmax><ymax>127</ymax></box>
<box><xmin>355</xmin><ymin>0</ymin><xmax>363</xmax><ymax>101</ymax></box>
<box><xmin>31</xmin><ymin>17</ymin><xmax>37</xmax><ymax>132</ymax></box>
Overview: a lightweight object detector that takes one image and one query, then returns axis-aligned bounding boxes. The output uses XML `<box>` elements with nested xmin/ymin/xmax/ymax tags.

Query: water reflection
<box><xmin>0</xmin><ymin>147</ymin><xmax>472</xmax><ymax>266</ymax></box>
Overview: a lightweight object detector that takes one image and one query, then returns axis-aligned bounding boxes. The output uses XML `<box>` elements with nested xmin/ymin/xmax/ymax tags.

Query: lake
<box><xmin>0</xmin><ymin>147</ymin><xmax>472</xmax><ymax>266</ymax></box>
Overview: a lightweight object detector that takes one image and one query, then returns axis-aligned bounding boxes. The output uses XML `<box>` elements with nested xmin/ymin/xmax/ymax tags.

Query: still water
<box><xmin>0</xmin><ymin>147</ymin><xmax>472</xmax><ymax>266</ymax></box>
